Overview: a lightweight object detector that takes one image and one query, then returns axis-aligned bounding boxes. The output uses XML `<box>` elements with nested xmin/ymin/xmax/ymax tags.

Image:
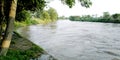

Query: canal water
<box><xmin>17</xmin><ymin>20</ymin><xmax>120</xmax><ymax>60</ymax></box>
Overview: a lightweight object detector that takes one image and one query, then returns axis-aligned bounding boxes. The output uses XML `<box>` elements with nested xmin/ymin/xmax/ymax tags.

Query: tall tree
<box><xmin>0</xmin><ymin>0</ymin><xmax>46</xmax><ymax>56</ymax></box>
<box><xmin>48</xmin><ymin>8</ymin><xmax>58</xmax><ymax>21</ymax></box>
<box><xmin>0</xmin><ymin>0</ymin><xmax>4</xmax><ymax>42</ymax></box>
<box><xmin>0</xmin><ymin>0</ymin><xmax>18</xmax><ymax>56</ymax></box>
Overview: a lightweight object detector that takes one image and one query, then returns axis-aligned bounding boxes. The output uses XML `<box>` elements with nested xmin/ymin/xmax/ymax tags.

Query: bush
<box><xmin>16</xmin><ymin>10</ymin><xmax>31</xmax><ymax>22</ymax></box>
<box><xmin>25</xmin><ymin>20</ymin><xmax>39</xmax><ymax>25</ymax></box>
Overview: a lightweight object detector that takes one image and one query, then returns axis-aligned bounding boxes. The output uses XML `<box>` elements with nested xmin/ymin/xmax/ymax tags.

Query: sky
<box><xmin>48</xmin><ymin>0</ymin><xmax>120</xmax><ymax>17</ymax></box>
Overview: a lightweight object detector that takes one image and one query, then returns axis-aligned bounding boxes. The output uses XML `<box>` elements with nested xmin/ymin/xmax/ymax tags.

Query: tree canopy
<box><xmin>17</xmin><ymin>0</ymin><xmax>92</xmax><ymax>12</ymax></box>
<box><xmin>47</xmin><ymin>7</ymin><xmax>58</xmax><ymax>21</ymax></box>
<box><xmin>61</xmin><ymin>0</ymin><xmax>92</xmax><ymax>8</ymax></box>
<box><xmin>17</xmin><ymin>0</ymin><xmax>46</xmax><ymax>12</ymax></box>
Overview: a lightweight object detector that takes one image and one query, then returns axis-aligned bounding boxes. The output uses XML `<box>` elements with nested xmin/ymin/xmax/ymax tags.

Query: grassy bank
<box><xmin>0</xmin><ymin>18</ymin><xmax>56</xmax><ymax>60</ymax></box>
<box><xmin>14</xmin><ymin>18</ymin><xmax>54</xmax><ymax>29</ymax></box>
<box><xmin>0</xmin><ymin>32</ymin><xmax>44</xmax><ymax>60</ymax></box>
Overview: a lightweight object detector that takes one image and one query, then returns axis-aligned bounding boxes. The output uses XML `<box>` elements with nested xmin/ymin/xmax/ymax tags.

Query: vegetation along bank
<box><xmin>69</xmin><ymin>12</ymin><xmax>120</xmax><ymax>23</ymax></box>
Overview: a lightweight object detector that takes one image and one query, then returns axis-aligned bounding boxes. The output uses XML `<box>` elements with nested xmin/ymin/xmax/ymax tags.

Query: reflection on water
<box><xmin>17</xmin><ymin>20</ymin><xmax>120</xmax><ymax>60</ymax></box>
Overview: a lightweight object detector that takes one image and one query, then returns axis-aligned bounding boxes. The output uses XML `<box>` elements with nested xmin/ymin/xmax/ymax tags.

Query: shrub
<box><xmin>16</xmin><ymin>10</ymin><xmax>31</xmax><ymax>22</ymax></box>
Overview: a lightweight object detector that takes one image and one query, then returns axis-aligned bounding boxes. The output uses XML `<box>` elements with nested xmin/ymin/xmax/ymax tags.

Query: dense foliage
<box><xmin>16</xmin><ymin>10</ymin><xmax>31</xmax><ymax>22</ymax></box>
<box><xmin>17</xmin><ymin>0</ymin><xmax>46</xmax><ymax>12</ymax></box>
<box><xmin>47</xmin><ymin>8</ymin><xmax>58</xmax><ymax>21</ymax></box>
<box><xmin>40</xmin><ymin>11</ymin><xmax>51</xmax><ymax>20</ymax></box>
<box><xmin>61</xmin><ymin>0</ymin><xmax>92</xmax><ymax>8</ymax></box>
<box><xmin>15</xmin><ymin>7</ymin><xmax>58</xmax><ymax>23</ymax></box>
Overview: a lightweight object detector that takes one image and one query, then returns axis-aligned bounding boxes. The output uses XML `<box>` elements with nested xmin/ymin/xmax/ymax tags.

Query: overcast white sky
<box><xmin>48</xmin><ymin>0</ymin><xmax>120</xmax><ymax>17</ymax></box>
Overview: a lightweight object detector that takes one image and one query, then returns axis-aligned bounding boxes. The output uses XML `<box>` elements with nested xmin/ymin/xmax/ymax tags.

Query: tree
<box><xmin>17</xmin><ymin>0</ymin><xmax>46</xmax><ymax>12</ymax></box>
<box><xmin>103</xmin><ymin>12</ymin><xmax>110</xmax><ymax>20</ymax></box>
<box><xmin>0</xmin><ymin>0</ymin><xmax>46</xmax><ymax>56</ymax></box>
<box><xmin>0</xmin><ymin>0</ymin><xmax>92</xmax><ymax>56</ymax></box>
<box><xmin>40</xmin><ymin>11</ymin><xmax>50</xmax><ymax>20</ymax></box>
<box><xmin>0</xmin><ymin>0</ymin><xmax>4</xmax><ymax>41</ymax></box>
<box><xmin>16</xmin><ymin>10</ymin><xmax>31</xmax><ymax>22</ymax></box>
<box><xmin>0</xmin><ymin>0</ymin><xmax>18</xmax><ymax>56</ymax></box>
<box><xmin>48</xmin><ymin>7</ymin><xmax>58</xmax><ymax>21</ymax></box>
<box><xmin>111</xmin><ymin>13</ymin><xmax>120</xmax><ymax>22</ymax></box>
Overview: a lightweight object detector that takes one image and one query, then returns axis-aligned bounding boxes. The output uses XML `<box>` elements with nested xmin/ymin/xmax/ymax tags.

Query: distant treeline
<box><xmin>69</xmin><ymin>12</ymin><xmax>120</xmax><ymax>23</ymax></box>
<box><xmin>58</xmin><ymin>16</ymin><xmax>68</xmax><ymax>20</ymax></box>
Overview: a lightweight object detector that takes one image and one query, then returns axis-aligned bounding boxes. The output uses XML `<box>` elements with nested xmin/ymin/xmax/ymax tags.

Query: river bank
<box><xmin>0</xmin><ymin>19</ymin><xmax>57</xmax><ymax>60</ymax></box>
<box><xmin>0</xmin><ymin>31</ymin><xmax>57</xmax><ymax>60</ymax></box>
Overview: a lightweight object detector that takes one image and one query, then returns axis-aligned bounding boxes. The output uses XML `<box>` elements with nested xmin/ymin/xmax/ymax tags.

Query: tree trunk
<box><xmin>0</xmin><ymin>0</ymin><xmax>17</xmax><ymax>56</ymax></box>
<box><xmin>0</xmin><ymin>0</ymin><xmax>4</xmax><ymax>42</ymax></box>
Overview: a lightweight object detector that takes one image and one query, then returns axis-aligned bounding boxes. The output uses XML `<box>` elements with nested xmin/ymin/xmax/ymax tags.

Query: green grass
<box><xmin>0</xmin><ymin>32</ymin><xmax>44</xmax><ymax>60</ymax></box>
<box><xmin>14</xmin><ymin>18</ymin><xmax>55</xmax><ymax>29</ymax></box>
<box><xmin>0</xmin><ymin>18</ymin><xmax>56</xmax><ymax>60</ymax></box>
<box><xmin>14</xmin><ymin>20</ymin><xmax>38</xmax><ymax>28</ymax></box>
<box><xmin>0</xmin><ymin>46</ymin><xmax>43</xmax><ymax>60</ymax></box>
<box><xmin>0</xmin><ymin>49</ymin><xmax>30</xmax><ymax>60</ymax></box>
